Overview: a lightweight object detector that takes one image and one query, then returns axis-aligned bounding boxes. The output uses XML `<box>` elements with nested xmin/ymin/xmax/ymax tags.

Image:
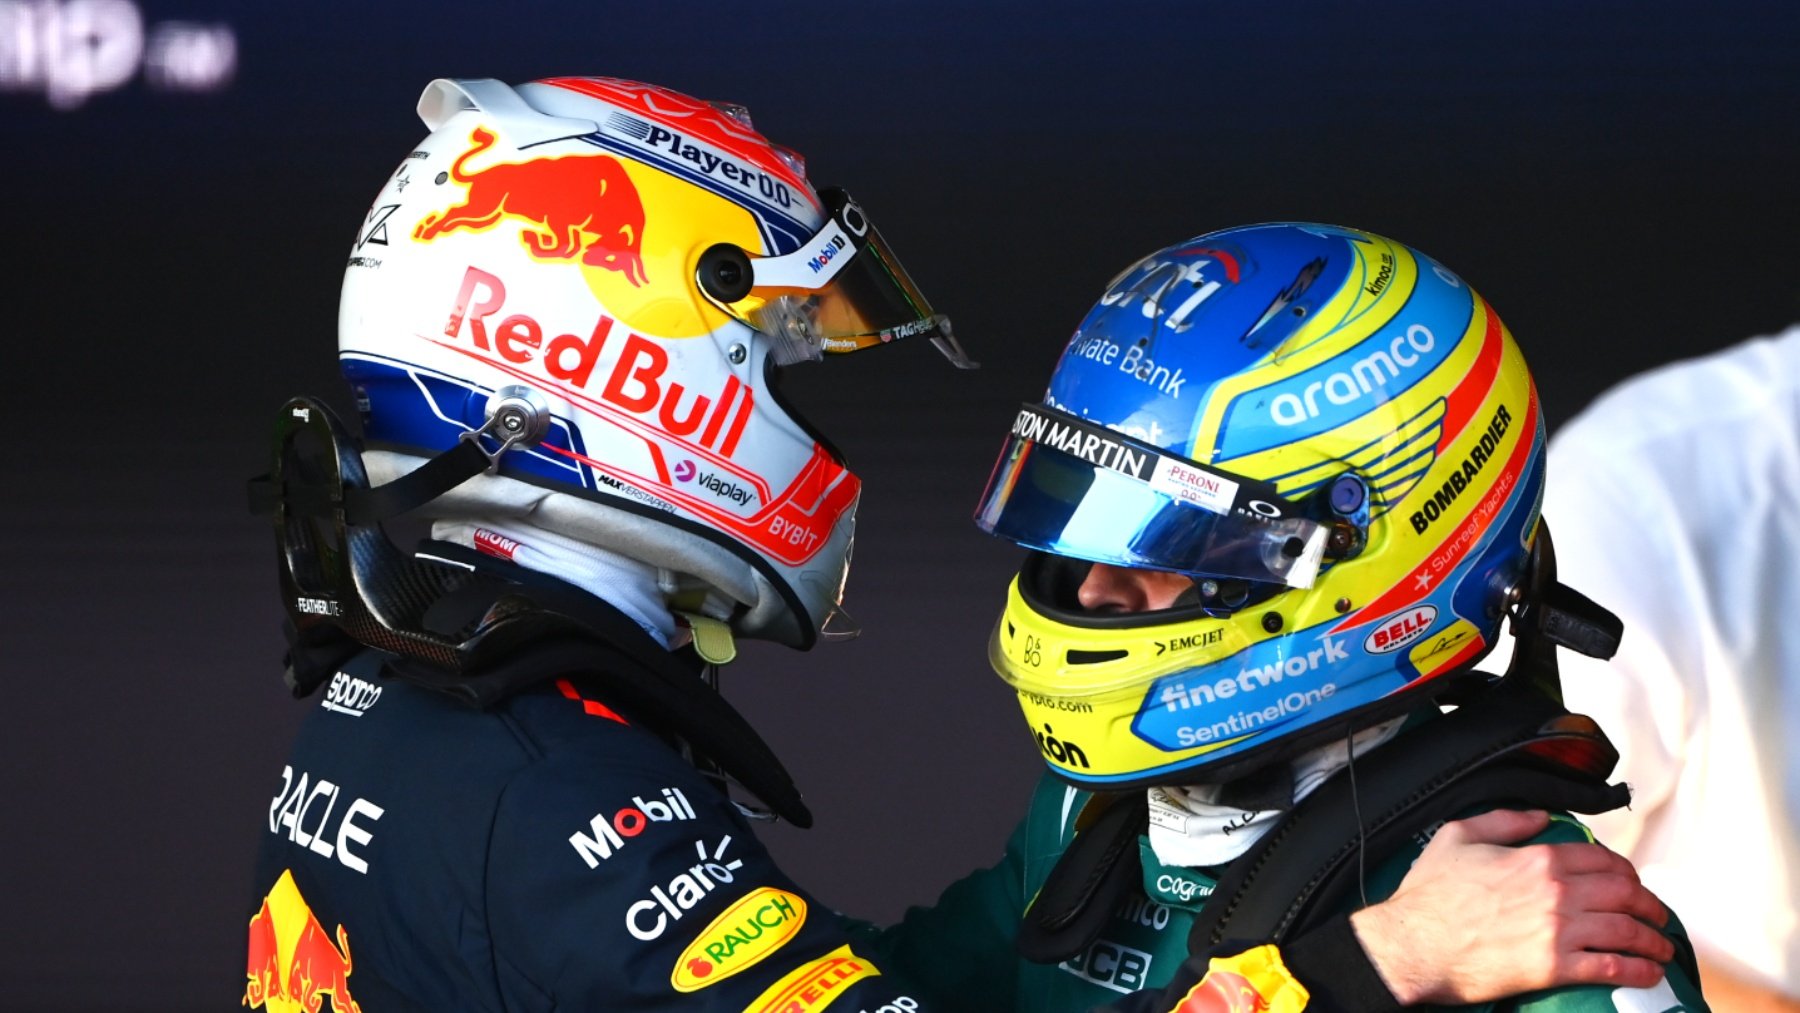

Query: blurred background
<box><xmin>5</xmin><ymin>1</ymin><xmax>1797</xmax><ymax>1008</ymax></box>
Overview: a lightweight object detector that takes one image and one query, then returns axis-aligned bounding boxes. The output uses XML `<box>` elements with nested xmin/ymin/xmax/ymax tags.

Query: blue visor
<box><xmin>974</xmin><ymin>405</ymin><xmax>1326</xmax><ymax>588</ymax></box>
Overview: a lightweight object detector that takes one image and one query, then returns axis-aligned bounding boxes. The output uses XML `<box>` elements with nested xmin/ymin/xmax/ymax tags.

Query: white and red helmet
<box><xmin>338</xmin><ymin>76</ymin><xmax>970</xmax><ymax>648</ymax></box>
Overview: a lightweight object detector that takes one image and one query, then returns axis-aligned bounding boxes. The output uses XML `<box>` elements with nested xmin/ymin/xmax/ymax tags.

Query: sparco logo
<box><xmin>569</xmin><ymin>787</ymin><xmax>698</xmax><ymax>868</ymax></box>
<box><xmin>1409</xmin><ymin>404</ymin><xmax>1512</xmax><ymax>534</ymax></box>
<box><xmin>321</xmin><ymin>671</ymin><xmax>382</xmax><ymax>717</ymax></box>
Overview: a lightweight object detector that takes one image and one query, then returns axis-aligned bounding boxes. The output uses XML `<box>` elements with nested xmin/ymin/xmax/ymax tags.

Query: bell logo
<box><xmin>670</xmin><ymin>887</ymin><xmax>808</xmax><ymax>992</ymax></box>
<box><xmin>1365</xmin><ymin>605</ymin><xmax>1437</xmax><ymax>655</ymax></box>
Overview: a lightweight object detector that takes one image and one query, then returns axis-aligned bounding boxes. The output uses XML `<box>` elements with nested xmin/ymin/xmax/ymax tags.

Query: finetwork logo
<box><xmin>0</xmin><ymin>1</ymin><xmax>236</xmax><ymax>109</ymax></box>
<box><xmin>1157</xmin><ymin>636</ymin><xmax>1349</xmax><ymax>712</ymax></box>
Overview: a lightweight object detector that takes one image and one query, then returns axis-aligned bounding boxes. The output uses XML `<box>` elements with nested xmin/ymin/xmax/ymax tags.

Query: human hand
<box><xmin>1348</xmin><ymin>809</ymin><xmax>1675</xmax><ymax>1005</ymax></box>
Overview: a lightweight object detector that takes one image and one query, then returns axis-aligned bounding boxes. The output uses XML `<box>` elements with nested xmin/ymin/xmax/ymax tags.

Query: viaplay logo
<box><xmin>672</xmin><ymin>458</ymin><xmax>757</xmax><ymax>507</ymax></box>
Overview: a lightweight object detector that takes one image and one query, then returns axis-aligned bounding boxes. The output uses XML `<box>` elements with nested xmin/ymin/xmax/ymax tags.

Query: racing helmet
<box><xmin>975</xmin><ymin>223</ymin><xmax>1544</xmax><ymax>788</ymax></box>
<box><xmin>338</xmin><ymin>76</ymin><xmax>972</xmax><ymax>650</ymax></box>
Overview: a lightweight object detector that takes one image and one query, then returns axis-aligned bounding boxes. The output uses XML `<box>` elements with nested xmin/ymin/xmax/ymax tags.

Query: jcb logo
<box><xmin>1060</xmin><ymin>939</ymin><xmax>1153</xmax><ymax>994</ymax></box>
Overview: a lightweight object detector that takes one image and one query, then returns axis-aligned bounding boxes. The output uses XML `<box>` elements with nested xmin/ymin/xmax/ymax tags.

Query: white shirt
<box><xmin>1544</xmin><ymin>325</ymin><xmax>1800</xmax><ymax>996</ymax></box>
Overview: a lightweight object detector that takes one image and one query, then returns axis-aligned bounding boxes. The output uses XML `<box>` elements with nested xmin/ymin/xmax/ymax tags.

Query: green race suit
<box><xmin>851</xmin><ymin>772</ymin><xmax>1708</xmax><ymax>1012</ymax></box>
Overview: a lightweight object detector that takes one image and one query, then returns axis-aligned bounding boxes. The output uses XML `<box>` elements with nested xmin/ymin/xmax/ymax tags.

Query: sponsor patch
<box><xmin>1364</xmin><ymin>605</ymin><xmax>1436</xmax><ymax>655</ymax></box>
<box><xmin>320</xmin><ymin>669</ymin><xmax>382</xmax><ymax>717</ymax></box>
<box><xmin>569</xmin><ymin>787</ymin><xmax>698</xmax><ymax>868</ymax></box>
<box><xmin>743</xmin><ymin>944</ymin><xmax>882</xmax><ymax>1012</ymax></box>
<box><xmin>1060</xmin><ymin>938</ymin><xmax>1154</xmax><ymax>994</ymax></box>
<box><xmin>671</xmin><ymin>886</ymin><xmax>808</xmax><ymax>991</ymax></box>
<box><xmin>244</xmin><ymin>870</ymin><xmax>360</xmax><ymax>1013</ymax></box>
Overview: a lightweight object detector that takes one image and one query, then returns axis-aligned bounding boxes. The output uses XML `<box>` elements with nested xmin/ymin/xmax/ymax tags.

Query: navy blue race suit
<box><xmin>245</xmin><ymin>630</ymin><xmax>927</xmax><ymax>1013</ymax></box>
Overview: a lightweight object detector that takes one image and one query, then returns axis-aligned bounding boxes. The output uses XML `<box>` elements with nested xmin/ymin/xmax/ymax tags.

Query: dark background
<box><xmin>6</xmin><ymin>1</ymin><xmax>1797</xmax><ymax>1008</ymax></box>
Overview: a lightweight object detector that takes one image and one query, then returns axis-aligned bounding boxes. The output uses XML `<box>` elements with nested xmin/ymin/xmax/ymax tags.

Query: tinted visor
<box><xmin>974</xmin><ymin>405</ymin><xmax>1327</xmax><ymax>588</ymax></box>
<box><xmin>709</xmin><ymin>188</ymin><xmax>976</xmax><ymax>369</ymax></box>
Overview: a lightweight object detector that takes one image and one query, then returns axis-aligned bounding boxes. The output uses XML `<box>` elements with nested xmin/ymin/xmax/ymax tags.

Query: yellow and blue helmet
<box><xmin>974</xmin><ymin>223</ymin><xmax>1544</xmax><ymax>789</ymax></box>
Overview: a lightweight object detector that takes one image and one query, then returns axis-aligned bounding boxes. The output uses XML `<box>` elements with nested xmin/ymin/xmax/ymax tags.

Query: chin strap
<box><xmin>1495</xmin><ymin>519</ymin><xmax>1624</xmax><ymax>704</ymax></box>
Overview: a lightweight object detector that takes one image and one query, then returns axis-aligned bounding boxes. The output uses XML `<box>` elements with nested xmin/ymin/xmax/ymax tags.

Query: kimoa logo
<box><xmin>1157</xmin><ymin>636</ymin><xmax>1349</xmax><ymax>712</ymax></box>
<box><xmin>670</xmin><ymin>887</ymin><xmax>808</xmax><ymax>992</ymax></box>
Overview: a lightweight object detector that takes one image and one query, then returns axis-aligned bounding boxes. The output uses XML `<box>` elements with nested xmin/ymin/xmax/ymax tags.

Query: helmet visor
<box><xmin>709</xmin><ymin>188</ymin><xmax>977</xmax><ymax>369</ymax></box>
<box><xmin>975</xmin><ymin>404</ymin><xmax>1327</xmax><ymax>588</ymax></box>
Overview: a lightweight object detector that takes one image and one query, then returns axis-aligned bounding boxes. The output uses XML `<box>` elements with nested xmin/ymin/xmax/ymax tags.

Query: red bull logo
<box><xmin>414</xmin><ymin>127</ymin><xmax>648</xmax><ymax>286</ymax></box>
<box><xmin>244</xmin><ymin>869</ymin><xmax>363</xmax><ymax>1013</ymax></box>
<box><xmin>1173</xmin><ymin>970</ymin><xmax>1273</xmax><ymax>1012</ymax></box>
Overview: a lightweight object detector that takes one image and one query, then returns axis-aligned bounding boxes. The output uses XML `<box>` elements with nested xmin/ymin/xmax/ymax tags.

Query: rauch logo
<box><xmin>670</xmin><ymin>887</ymin><xmax>808</xmax><ymax>992</ymax></box>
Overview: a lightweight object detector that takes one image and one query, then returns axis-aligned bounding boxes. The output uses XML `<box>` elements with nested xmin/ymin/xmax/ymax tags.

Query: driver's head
<box><xmin>337</xmin><ymin>76</ymin><xmax>971</xmax><ymax>650</ymax></box>
<box><xmin>975</xmin><ymin>223</ymin><xmax>1544</xmax><ymax>788</ymax></box>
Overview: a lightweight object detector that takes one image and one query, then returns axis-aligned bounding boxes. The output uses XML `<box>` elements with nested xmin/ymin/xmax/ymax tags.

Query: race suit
<box><xmin>852</xmin><ymin>772</ymin><xmax>1711</xmax><ymax>1013</ymax></box>
<box><xmin>244</xmin><ymin>634</ymin><xmax>929</xmax><ymax>1013</ymax></box>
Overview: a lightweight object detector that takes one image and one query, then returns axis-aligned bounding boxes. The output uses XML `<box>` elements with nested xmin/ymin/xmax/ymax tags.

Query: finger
<box><xmin>1558</xmin><ymin>871</ymin><xmax>1671</xmax><ymax>928</ymax></box>
<box><xmin>1534</xmin><ymin>840</ymin><xmax>1643</xmax><ymax>879</ymax></box>
<box><xmin>1560</xmin><ymin>912</ymin><xmax>1677</xmax><ymax>964</ymax></box>
<box><xmin>1553</xmin><ymin>950</ymin><xmax>1669</xmax><ymax>991</ymax></box>
<box><xmin>1437</xmin><ymin>808</ymin><xmax>1551</xmax><ymax>847</ymax></box>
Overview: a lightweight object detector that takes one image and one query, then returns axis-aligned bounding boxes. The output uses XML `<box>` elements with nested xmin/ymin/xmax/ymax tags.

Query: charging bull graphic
<box><xmin>414</xmin><ymin>126</ymin><xmax>648</xmax><ymax>285</ymax></box>
<box><xmin>1174</xmin><ymin>971</ymin><xmax>1275</xmax><ymax>1012</ymax></box>
<box><xmin>244</xmin><ymin>870</ymin><xmax>363</xmax><ymax>1013</ymax></box>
